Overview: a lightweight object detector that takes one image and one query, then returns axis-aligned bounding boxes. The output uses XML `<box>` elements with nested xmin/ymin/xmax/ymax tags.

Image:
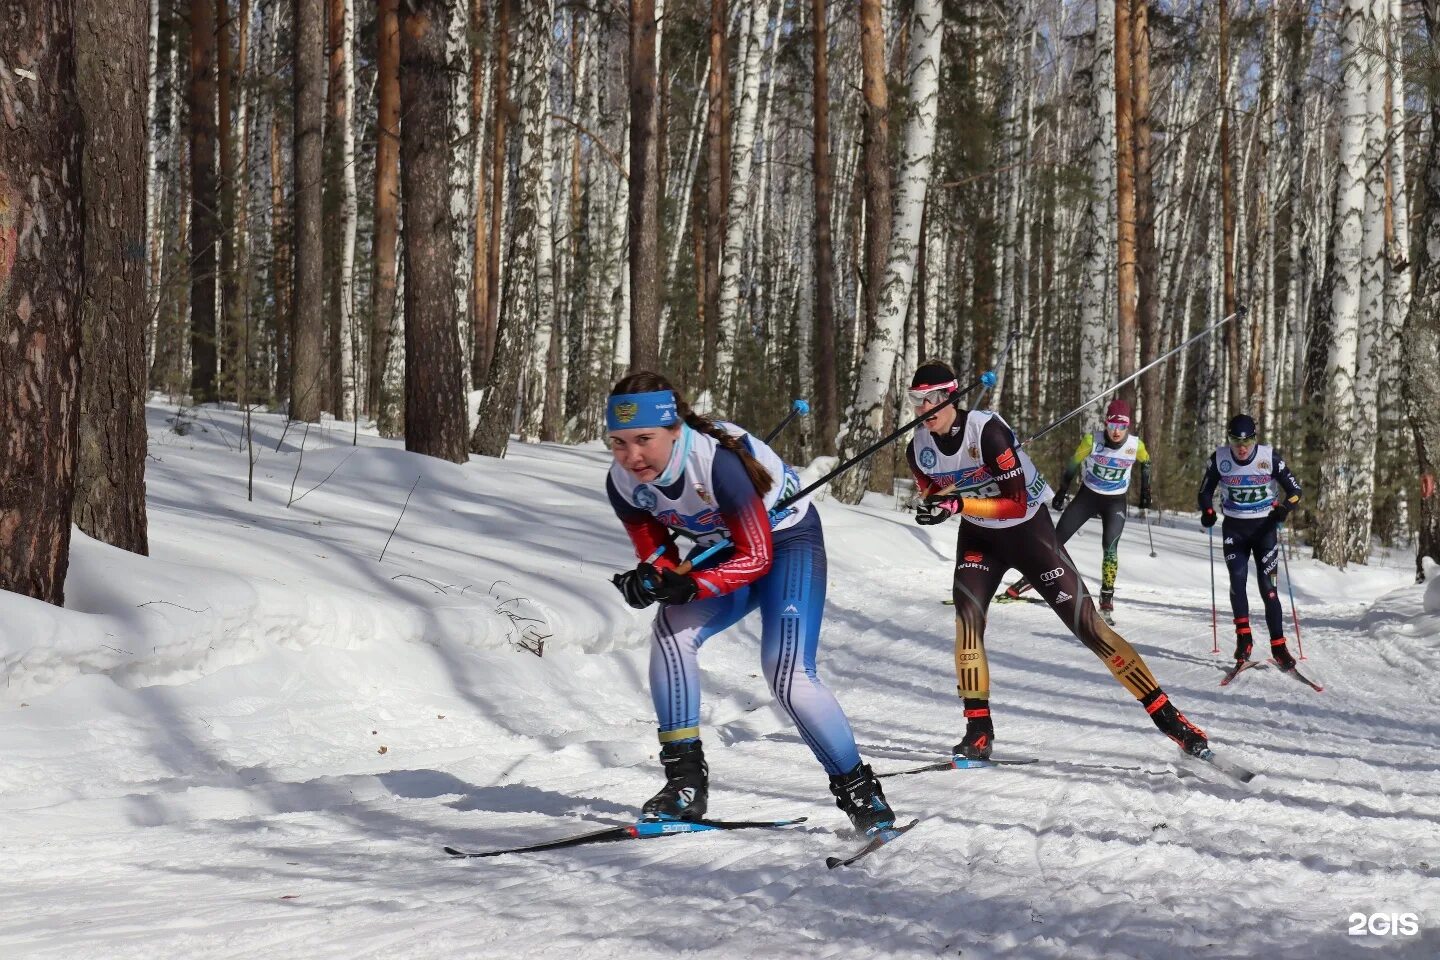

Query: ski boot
<box><xmin>1142</xmin><ymin>691</ymin><xmax>1209</xmax><ymax>757</ymax></box>
<box><xmin>641</xmin><ymin>739</ymin><xmax>709</xmax><ymax>821</ymax></box>
<box><xmin>952</xmin><ymin>698</ymin><xmax>994</xmax><ymax>760</ymax></box>
<box><xmin>1098</xmin><ymin>590</ymin><xmax>1115</xmax><ymax>626</ymax></box>
<box><xmin>828</xmin><ymin>762</ymin><xmax>896</xmax><ymax>836</ymax></box>
<box><xmin>1233</xmin><ymin>617</ymin><xmax>1254</xmax><ymax>661</ymax></box>
<box><xmin>997</xmin><ymin>581</ymin><xmax>1028</xmax><ymax>602</ymax></box>
<box><xmin>1269</xmin><ymin>638</ymin><xmax>1298</xmax><ymax>672</ymax></box>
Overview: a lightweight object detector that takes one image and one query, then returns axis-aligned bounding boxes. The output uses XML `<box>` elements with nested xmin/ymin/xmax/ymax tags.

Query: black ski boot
<box><xmin>828</xmin><ymin>762</ymin><xmax>896</xmax><ymax>836</ymax></box>
<box><xmin>641</xmin><ymin>740</ymin><xmax>709</xmax><ymax>822</ymax></box>
<box><xmin>1270</xmin><ymin>638</ymin><xmax>1298</xmax><ymax>672</ymax></box>
<box><xmin>1234</xmin><ymin>616</ymin><xmax>1254</xmax><ymax>661</ymax></box>
<box><xmin>952</xmin><ymin>698</ymin><xmax>994</xmax><ymax>760</ymax></box>
<box><xmin>1143</xmin><ymin>691</ymin><xmax>1209</xmax><ymax>757</ymax></box>
<box><xmin>1099</xmin><ymin>590</ymin><xmax>1116</xmax><ymax>625</ymax></box>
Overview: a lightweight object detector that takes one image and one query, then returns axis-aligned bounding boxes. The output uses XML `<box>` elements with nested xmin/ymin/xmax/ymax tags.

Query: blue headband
<box><xmin>607</xmin><ymin>390</ymin><xmax>680</xmax><ymax>431</ymax></box>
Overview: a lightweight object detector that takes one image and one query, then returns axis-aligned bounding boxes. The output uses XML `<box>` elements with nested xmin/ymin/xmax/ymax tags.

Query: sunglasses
<box><xmin>1105</xmin><ymin>418</ymin><xmax>1130</xmax><ymax>430</ymax></box>
<box><xmin>907</xmin><ymin>381</ymin><xmax>959</xmax><ymax>408</ymax></box>
<box><xmin>1229</xmin><ymin>434</ymin><xmax>1257</xmax><ymax>444</ymax></box>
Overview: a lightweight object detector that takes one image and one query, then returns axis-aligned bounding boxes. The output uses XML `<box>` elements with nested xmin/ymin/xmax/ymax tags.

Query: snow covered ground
<box><xmin>2</xmin><ymin>400</ymin><xmax>1437</xmax><ymax>960</ymax></box>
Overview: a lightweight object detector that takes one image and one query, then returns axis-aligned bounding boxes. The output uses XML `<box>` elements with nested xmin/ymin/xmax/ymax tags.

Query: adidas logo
<box><xmin>1056</xmin><ymin>591</ymin><xmax>1072</xmax><ymax>602</ymax></box>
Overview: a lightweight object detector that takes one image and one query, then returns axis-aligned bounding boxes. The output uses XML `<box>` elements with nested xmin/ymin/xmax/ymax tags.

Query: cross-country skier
<box><xmin>1000</xmin><ymin>399</ymin><xmax>1152</xmax><ymax>624</ymax></box>
<box><xmin>904</xmin><ymin>361</ymin><xmax>1209</xmax><ymax>761</ymax></box>
<box><xmin>1197</xmin><ymin>414</ymin><xmax>1303</xmax><ymax>672</ymax></box>
<box><xmin>606</xmin><ymin>371</ymin><xmax>898</xmax><ymax>836</ymax></box>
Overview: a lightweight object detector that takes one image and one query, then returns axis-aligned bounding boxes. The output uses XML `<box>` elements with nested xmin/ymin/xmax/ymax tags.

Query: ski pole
<box><xmin>1279</xmin><ymin>524</ymin><xmax>1304</xmax><ymax>660</ymax></box>
<box><xmin>1144</xmin><ymin>510</ymin><xmax>1157</xmax><ymax>558</ymax></box>
<box><xmin>1020</xmin><ymin>308</ymin><xmax>1245</xmax><ymax>447</ymax></box>
<box><xmin>1208</xmin><ymin>526</ymin><xmax>1219</xmax><ymax>654</ymax></box>
<box><xmin>764</xmin><ymin>398</ymin><xmax>810</xmax><ymax>444</ymax></box>
<box><xmin>662</xmin><ymin>369</ymin><xmax>998</xmax><ymax>574</ymax></box>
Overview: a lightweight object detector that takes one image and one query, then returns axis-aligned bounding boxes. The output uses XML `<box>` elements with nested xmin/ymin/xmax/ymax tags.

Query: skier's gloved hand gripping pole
<box><xmin>616</xmin><ymin>373</ymin><xmax>998</xmax><ymax>597</ymax></box>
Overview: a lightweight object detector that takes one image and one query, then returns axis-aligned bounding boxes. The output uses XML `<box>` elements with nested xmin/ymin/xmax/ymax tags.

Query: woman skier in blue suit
<box><xmin>605</xmin><ymin>371</ymin><xmax>898</xmax><ymax>837</ymax></box>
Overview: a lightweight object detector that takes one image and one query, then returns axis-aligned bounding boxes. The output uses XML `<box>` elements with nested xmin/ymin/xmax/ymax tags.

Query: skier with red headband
<box><xmin>903</xmin><ymin>361</ymin><xmax>1210</xmax><ymax>762</ymax></box>
<box><xmin>1000</xmin><ymin>398</ymin><xmax>1152</xmax><ymax>625</ymax></box>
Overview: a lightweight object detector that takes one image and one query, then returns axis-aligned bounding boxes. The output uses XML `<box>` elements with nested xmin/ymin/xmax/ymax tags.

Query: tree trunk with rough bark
<box><xmin>369</xmin><ymin>0</ymin><xmax>402</xmax><ymax>433</ymax></box>
<box><xmin>0</xmin><ymin>2</ymin><xmax>84</xmax><ymax>604</ymax></box>
<box><xmin>400</xmin><ymin>0</ymin><xmax>470</xmax><ymax>463</ymax></box>
<box><xmin>629</xmin><ymin>0</ymin><xmax>660</xmax><ymax>371</ymax></box>
<box><xmin>190</xmin><ymin>0</ymin><xmax>219</xmax><ymax>401</ymax></box>
<box><xmin>74</xmin><ymin>0</ymin><xmax>151</xmax><ymax>557</ymax></box>
<box><xmin>291</xmin><ymin>0</ymin><xmax>326</xmax><ymax>422</ymax></box>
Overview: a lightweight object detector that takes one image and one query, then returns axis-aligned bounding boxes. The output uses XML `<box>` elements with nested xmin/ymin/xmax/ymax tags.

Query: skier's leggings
<box><xmin>1014</xmin><ymin>488</ymin><xmax>1128</xmax><ymax>594</ymax></box>
<box><xmin>951</xmin><ymin>510</ymin><xmax>1163</xmax><ymax>704</ymax></box>
<box><xmin>648</xmin><ymin>511</ymin><xmax>862</xmax><ymax>776</ymax></box>
<box><xmin>1221</xmin><ymin>516</ymin><xmax>1285</xmax><ymax>655</ymax></box>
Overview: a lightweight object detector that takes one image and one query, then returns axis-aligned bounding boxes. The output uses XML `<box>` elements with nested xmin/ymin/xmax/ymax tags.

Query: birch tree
<box><xmin>1078</xmin><ymin>0</ymin><xmax>1116</xmax><ymax>413</ymax></box>
<box><xmin>832</xmin><ymin>0</ymin><xmax>941</xmax><ymax>504</ymax></box>
<box><xmin>1314</xmin><ymin>0</ymin><xmax>1369</xmax><ymax>566</ymax></box>
<box><xmin>713</xmin><ymin>0</ymin><xmax>771</xmax><ymax>406</ymax></box>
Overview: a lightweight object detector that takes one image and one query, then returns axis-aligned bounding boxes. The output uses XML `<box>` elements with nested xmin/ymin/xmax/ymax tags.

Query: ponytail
<box><xmin>610</xmin><ymin>371</ymin><xmax>774</xmax><ymax>497</ymax></box>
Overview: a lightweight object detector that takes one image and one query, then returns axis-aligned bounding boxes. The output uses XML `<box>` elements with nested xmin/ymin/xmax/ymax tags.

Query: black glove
<box><xmin>1200</xmin><ymin>507</ymin><xmax>1217</xmax><ymax>529</ymax></box>
<box><xmin>1051</xmin><ymin>490</ymin><xmax>1068</xmax><ymax>512</ymax></box>
<box><xmin>636</xmin><ymin>562</ymin><xmax>699</xmax><ymax>605</ymax></box>
<box><xmin>1267</xmin><ymin>501</ymin><xmax>1292</xmax><ymax>529</ymax></box>
<box><xmin>1139</xmin><ymin>492</ymin><xmax>1153</xmax><ymax>511</ymax></box>
<box><xmin>612</xmin><ymin>568</ymin><xmax>657</xmax><ymax>610</ymax></box>
<box><xmin>916</xmin><ymin>496</ymin><xmax>960</xmax><ymax>526</ymax></box>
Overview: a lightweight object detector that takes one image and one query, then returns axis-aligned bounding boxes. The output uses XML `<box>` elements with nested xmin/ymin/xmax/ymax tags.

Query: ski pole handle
<box><xmin>764</xmin><ymin>399</ymin><xmax>810</xmax><ymax>444</ymax></box>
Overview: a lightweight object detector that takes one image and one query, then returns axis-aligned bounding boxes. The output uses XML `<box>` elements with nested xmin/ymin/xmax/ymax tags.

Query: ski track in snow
<box><xmin>2</xmin><ymin>402</ymin><xmax>1438</xmax><ymax>959</ymax></box>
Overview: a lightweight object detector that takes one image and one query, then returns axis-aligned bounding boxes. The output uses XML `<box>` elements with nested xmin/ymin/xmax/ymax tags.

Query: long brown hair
<box><xmin>611</xmin><ymin>371</ymin><xmax>774</xmax><ymax>496</ymax></box>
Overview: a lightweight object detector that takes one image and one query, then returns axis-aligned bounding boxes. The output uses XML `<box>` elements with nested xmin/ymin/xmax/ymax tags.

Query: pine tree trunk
<box><xmin>628</xmin><ymin>0</ymin><xmax>660</xmax><ymax>371</ymax></box>
<box><xmin>832</xmin><ymin>0</ymin><xmax>940</xmax><ymax>505</ymax></box>
<box><xmin>0</xmin><ymin>1</ymin><xmax>83</xmax><ymax>604</ymax></box>
<box><xmin>369</xmin><ymin>0</ymin><xmax>402</xmax><ymax>433</ymax></box>
<box><xmin>400</xmin><ymin>0</ymin><xmax>470</xmax><ymax>462</ymax></box>
<box><xmin>291</xmin><ymin>0</ymin><xmax>326</xmax><ymax>421</ymax></box>
<box><xmin>470</xmin><ymin>0</ymin><xmax>490</xmax><ymax>388</ymax></box>
<box><xmin>190</xmin><ymin>0</ymin><xmax>219</xmax><ymax>401</ymax></box>
<box><xmin>270</xmin><ymin>104</ymin><xmax>292</xmax><ymax>409</ymax></box>
<box><xmin>73</xmin><ymin>0</ymin><xmax>151</xmax><ymax>557</ymax></box>
<box><xmin>812</xmin><ymin>0</ymin><xmax>839</xmax><ymax>455</ymax></box>
<box><xmin>1131</xmin><ymin>0</ymin><xmax>1159</xmax><ymax>430</ymax></box>
<box><xmin>1404</xmin><ymin>0</ymin><xmax>1440</xmax><ymax>579</ymax></box>
<box><xmin>218</xmin><ymin>0</ymin><xmax>238</xmax><ymax>401</ymax></box>
<box><xmin>1113</xmin><ymin>0</ymin><xmax>1137</xmax><ymax>408</ymax></box>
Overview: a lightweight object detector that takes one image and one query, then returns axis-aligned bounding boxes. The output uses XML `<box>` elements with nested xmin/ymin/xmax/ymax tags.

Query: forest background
<box><xmin>5</xmin><ymin>0</ymin><xmax>1440</xmax><ymax>606</ymax></box>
